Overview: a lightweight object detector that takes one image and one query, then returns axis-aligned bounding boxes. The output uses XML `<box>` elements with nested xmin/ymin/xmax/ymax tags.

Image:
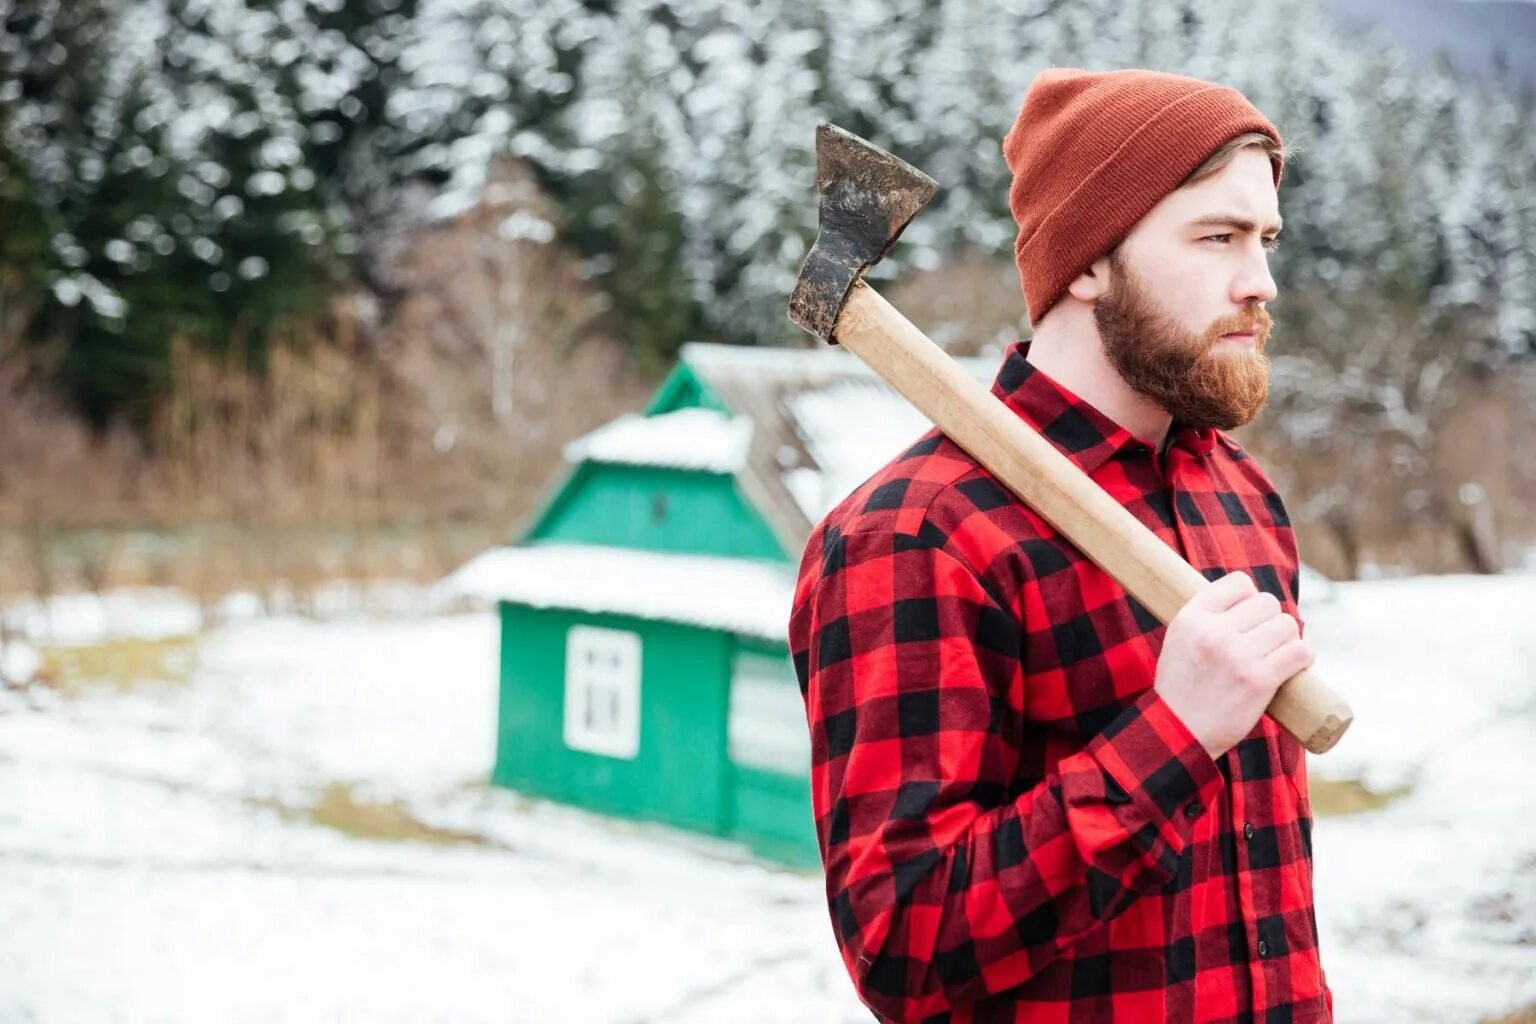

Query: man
<box><xmin>788</xmin><ymin>67</ymin><xmax>1333</xmax><ymax>1023</ymax></box>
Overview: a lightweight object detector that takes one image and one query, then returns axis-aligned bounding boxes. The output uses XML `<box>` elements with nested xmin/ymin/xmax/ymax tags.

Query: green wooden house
<box><xmin>446</xmin><ymin>341</ymin><xmax>1000</xmax><ymax>867</ymax></box>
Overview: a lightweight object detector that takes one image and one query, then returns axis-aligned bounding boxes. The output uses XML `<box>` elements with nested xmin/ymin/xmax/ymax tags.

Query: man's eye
<box><xmin>1202</xmin><ymin>233</ymin><xmax>1281</xmax><ymax>252</ymax></box>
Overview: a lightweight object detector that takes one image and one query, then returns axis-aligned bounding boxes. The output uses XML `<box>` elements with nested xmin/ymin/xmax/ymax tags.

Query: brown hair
<box><xmin>1179</xmin><ymin>131</ymin><xmax>1293</xmax><ymax>190</ymax></box>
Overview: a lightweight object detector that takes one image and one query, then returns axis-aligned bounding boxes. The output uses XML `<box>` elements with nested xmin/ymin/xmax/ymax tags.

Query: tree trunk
<box><xmin>1326</xmin><ymin>507</ymin><xmax>1362</xmax><ymax>580</ymax></box>
<box><xmin>1453</xmin><ymin>501</ymin><xmax>1501</xmax><ymax>575</ymax></box>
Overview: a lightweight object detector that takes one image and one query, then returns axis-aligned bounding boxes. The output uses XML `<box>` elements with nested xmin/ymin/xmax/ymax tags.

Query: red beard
<box><xmin>1094</xmin><ymin>251</ymin><xmax>1273</xmax><ymax>431</ymax></box>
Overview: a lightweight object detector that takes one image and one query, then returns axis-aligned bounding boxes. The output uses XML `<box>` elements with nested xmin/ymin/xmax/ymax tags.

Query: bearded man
<box><xmin>788</xmin><ymin>67</ymin><xmax>1333</xmax><ymax>1023</ymax></box>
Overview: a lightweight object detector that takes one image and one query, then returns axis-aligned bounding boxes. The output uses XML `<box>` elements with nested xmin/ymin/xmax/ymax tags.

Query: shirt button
<box><xmin>1257</xmin><ymin>939</ymin><xmax>1270</xmax><ymax>958</ymax></box>
<box><xmin>1244</xmin><ymin>822</ymin><xmax>1255</xmax><ymax>840</ymax></box>
<box><xmin>1185</xmin><ymin>802</ymin><xmax>1204</xmax><ymax>818</ymax></box>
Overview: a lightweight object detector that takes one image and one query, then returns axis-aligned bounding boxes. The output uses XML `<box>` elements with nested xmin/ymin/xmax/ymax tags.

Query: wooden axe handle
<box><xmin>835</xmin><ymin>279</ymin><xmax>1354</xmax><ymax>755</ymax></box>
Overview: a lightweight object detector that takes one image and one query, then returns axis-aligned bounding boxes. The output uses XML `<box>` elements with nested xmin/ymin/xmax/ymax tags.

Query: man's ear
<box><xmin>1065</xmin><ymin>253</ymin><xmax>1114</xmax><ymax>303</ymax></box>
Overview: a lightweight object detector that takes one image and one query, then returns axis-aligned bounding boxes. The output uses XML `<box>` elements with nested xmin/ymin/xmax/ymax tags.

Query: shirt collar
<box><xmin>987</xmin><ymin>339</ymin><xmax>1219</xmax><ymax>474</ymax></box>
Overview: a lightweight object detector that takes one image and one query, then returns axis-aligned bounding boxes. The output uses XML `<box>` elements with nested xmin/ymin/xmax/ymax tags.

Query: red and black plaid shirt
<box><xmin>788</xmin><ymin>339</ymin><xmax>1332</xmax><ymax>1023</ymax></box>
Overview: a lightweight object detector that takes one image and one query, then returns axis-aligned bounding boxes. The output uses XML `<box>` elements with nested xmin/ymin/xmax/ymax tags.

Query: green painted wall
<box><xmin>725</xmin><ymin>635</ymin><xmax>819</xmax><ymax>866</ymax></box>
<box><xmin>492</xmin><ymin>602</ymin><xmax>821</xmax><ymax>868</ymax></box>
<box><xmin>494</xmin><ymin>602</ymin><xmax>732</xmax><ymax>834</ymax></box>
<box><xmin>526</xmin><ymin>463</ymin><xmax>788</xmax><ymax>562</ymax></box>
<box><xmin>729</xmin><ymin>765</ymin><xmax>820</xmax><ymax>869</ymax></box>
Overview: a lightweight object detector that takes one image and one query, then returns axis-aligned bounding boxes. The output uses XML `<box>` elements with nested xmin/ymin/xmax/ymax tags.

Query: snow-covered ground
<box><xmin>1</xmin><ymin>574</ymin><xmax>1533</xmax><ymax>1023</ymax></box>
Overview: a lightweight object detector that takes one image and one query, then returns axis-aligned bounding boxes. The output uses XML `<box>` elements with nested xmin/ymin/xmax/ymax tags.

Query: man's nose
<box><xmin>1234</xmin><ymin>249</ymin><xmax>1278</xmax><ymax>306</ymax></box>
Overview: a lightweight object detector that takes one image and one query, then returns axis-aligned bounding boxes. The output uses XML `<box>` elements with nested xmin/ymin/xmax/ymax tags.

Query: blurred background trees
<box><xmin>1</xmin><ymin>0</ymin><xmax>1533</xmax><ymax>592</ymax></box>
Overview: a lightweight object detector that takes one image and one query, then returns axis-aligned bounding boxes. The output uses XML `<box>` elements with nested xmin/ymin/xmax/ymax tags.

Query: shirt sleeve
<box><xmin>789</xmin><ymin>525</ymin><xmax>1226</xmax><ymax>1023</ymax></box>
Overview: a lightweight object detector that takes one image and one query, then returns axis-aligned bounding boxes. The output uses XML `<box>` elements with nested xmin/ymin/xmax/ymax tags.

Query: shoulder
<box><xmin>819</xmin><ymin>426</ymin><xmax>993</xmax><ymax>538</ymax></box>
<box><xmin>808</xmin><ymin>427</ymin><xmax>1051</xmax><ymax>612</ymax></box>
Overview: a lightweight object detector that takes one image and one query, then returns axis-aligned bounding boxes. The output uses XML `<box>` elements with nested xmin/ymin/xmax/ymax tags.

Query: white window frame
<box><xmin>564</xmin><ymin>625</ymin><xmax>642</xmax><ymax>760</ymax></box>
<box><xmin>728</xmin><ymin>649</ymin><xmax>810</xmax><ymax>777</ymax></box>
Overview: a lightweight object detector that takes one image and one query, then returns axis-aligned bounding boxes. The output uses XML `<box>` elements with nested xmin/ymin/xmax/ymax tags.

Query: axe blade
<box><xmin>787</xmin><ymin>122</ymin><xmax>939</xmax><ymax>343</ymax></box>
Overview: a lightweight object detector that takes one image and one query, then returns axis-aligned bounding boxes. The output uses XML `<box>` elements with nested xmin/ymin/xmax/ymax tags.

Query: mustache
<box><xmin>1212</xmin><ymin>307</ymin><xmax>1273</xmax><ymax>338</ymax></box>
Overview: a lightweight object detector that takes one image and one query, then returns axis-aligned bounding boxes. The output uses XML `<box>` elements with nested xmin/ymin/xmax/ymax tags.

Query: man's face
<box><xmin>1092</xmin><ymin>147</ymin><xmax>1281</xmax><ymax>432</ymax></box>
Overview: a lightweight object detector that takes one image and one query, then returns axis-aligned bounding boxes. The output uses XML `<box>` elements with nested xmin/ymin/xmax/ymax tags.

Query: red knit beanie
<box><xmin>1003</xmin><ymin>67</ymin><xmax>1285</xmax><ymax>327</ymax></box>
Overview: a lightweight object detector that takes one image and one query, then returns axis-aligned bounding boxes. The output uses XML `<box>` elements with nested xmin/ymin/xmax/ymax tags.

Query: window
<box><xmin>728</xmin><ymin>649</ymin><xmax>810</xmax><ymax>776</ymax></box>
<box><xmin>564</xmin><ymin>625</ymin><xmax>642</xmax><ymax>759</ymax></box>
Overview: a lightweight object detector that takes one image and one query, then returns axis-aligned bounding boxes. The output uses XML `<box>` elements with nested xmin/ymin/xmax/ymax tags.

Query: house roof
<box><xmin>440</xmin><ymin>543</ymin><xmax>795</xmax><ymax>641</ymax></box>
<box><xmin>563</xmin><ymin>407</ymin><xmax>753</xmax><ymax>474</ymax></box>
<box><xmin>675</xmin><ymin>341</ymin><xmax>1005</xmax><ymax>558</ymax></box>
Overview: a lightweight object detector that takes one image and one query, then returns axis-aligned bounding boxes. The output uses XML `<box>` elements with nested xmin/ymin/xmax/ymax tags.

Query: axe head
<box><xmin>788</xmin><ymin>122</ymin><xmax>939</xmax><ymax>343</ymax></box>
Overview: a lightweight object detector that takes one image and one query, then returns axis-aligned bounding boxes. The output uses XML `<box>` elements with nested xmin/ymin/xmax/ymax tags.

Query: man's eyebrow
<box><xmin>1188</xmin><ymin>213</ymin><xmax>1283</xmax><ymax>234</ymax></box>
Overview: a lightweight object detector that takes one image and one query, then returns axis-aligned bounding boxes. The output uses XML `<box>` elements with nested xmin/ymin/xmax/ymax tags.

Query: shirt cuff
<box><xmin>1084</xmin><ymin>687</ymin><xmax>1227</xmax><ymax>857</ymax></box>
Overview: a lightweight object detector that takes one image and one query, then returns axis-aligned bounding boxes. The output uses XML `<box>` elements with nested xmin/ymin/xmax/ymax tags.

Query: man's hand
<box><xmin>1153</xmin><ymin>571</ymin><xmax>1316</xmax><ymax>761</ymax></box>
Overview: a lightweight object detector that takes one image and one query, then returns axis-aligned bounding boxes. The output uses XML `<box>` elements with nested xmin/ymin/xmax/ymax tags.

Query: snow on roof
<box><xmin>680</xmin><ymin>341</ymin><xmax>873</xmax><ymax>376</ymax></box>
<box><xmin>562</xmin><ymin>407</ymin><xmax>753</xmax><ymax>473</ymax></box>
<box><xmin>680</xmin><ymin>340</ymin><xmax>1001</xmax><ymax>385</ymax></box>
<box><xmin>441</xmin><ymin>543</ymin><xmax>794</xmax><ymax>641</ymax></box>
<box><xmin>783</xmin><ymin>379</ymin><xmax>935</xmax><ymax>522</ymax></box>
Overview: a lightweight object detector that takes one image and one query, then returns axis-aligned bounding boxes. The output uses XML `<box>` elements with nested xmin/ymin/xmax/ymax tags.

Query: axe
<box><xmin>787</xmin><ymin>122</ymin><xmax>1352</xmax><ymax>755</ymax></box>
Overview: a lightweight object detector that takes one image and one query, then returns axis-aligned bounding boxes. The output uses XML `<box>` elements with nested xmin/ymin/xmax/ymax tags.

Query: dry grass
<box><xmin>261</xmin><ymin>782</ymin><xmax>501</xmax><ymax>848</ymax></box>
<box><xmin>1308</xmin><ymin>777</ymin><xmax>1414</xmax><ymax>817</ymax></box>
<box><xmin>0</xmin><ymin>521</ymin><xmax>503</xmax><ymax>606</ymax></box>
<box><xmin>38</xmin><ymin>636</ymin><xmax>198</xmax><ymax>694</ymax></box>
<box><xmin>1483</xmin><ymin>1004</ymin><xmax>1536</xmax><ymax>1024</ymax></box>
<box><xmin>0</xmin><ymin>156</ymin><xmax>657</xmax><ymax>601</ymax></box>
